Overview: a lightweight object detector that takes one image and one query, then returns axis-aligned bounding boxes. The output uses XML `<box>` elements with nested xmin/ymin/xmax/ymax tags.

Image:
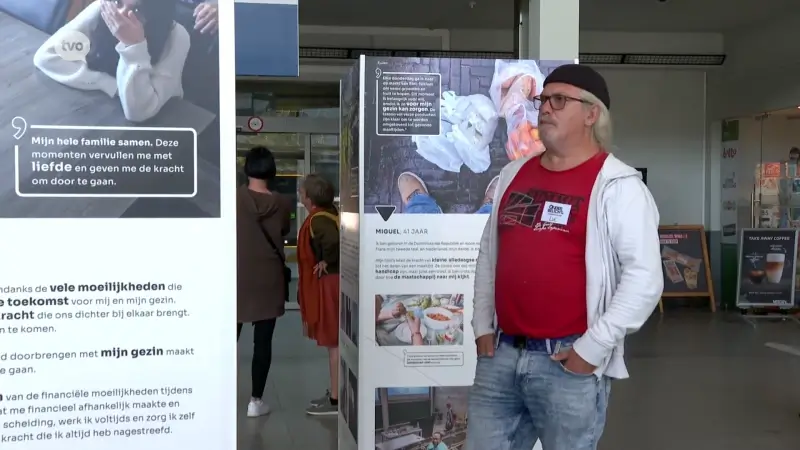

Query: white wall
<box><xmin>598</xmin><ymin>68</ymin><xmax>708</xmax><ymax>225</ymax></box>
<box><xmin>709</xmin><ymin>12</ymin><xmax>800</xmax><ymax>119</ymax></box>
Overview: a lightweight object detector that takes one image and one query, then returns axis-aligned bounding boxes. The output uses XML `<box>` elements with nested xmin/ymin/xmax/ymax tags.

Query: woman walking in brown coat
<box><xmin>237</xmin><ymin>146</ymin><xmax>291</xmax><ymax>417</ymax></box>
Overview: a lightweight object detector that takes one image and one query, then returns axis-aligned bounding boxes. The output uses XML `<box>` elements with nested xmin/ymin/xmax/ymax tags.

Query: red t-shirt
<box><xmin>495</xmin><ymin>152</ymin><xmax>608</xmax><ymax>339</ymax></box>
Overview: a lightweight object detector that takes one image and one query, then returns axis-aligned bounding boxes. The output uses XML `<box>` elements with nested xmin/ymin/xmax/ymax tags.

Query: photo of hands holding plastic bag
<box><xmin>489</xmin><ymin>60</ymin><xmax>547</xmax><ymax>161</ymax></box>
<box><xmin>363</xmin><ymin>57</ymin><xmax>572</xmax><ymax>215</ymax></box>
<box><xmin>413</xmin><ymin>59</ymin><xmax>548</xmax><ymax>174</ymax></box>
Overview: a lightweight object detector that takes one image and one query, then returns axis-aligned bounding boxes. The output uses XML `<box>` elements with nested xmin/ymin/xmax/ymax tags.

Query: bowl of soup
<box><xmin>423</xmin><ymin>307</ymin><xmax>454</xmax><ymax>330</ymax></box>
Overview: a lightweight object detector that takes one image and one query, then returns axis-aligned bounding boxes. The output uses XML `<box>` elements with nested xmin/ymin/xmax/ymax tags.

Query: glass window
<box><xmin>237</xmin><ymin>132</ymin><xmax>304</xmax><ymax>151</ymax></box>
<box><xmin>310</xmin><ymin>134</ymin><xmax>340</xmax><ymax>196</ymax></box>
<box><xmin>236</xmin><ymin>81</ymin><xmax>339</xmax><ymax>118</ymax></box>
<box><xmin>236</xmin><ymin>92</ymin><xmax>253</xmax><ymax>116</ymax></box>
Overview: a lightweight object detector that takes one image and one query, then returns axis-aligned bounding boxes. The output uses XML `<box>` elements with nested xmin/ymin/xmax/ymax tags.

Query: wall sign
<box><xmin>720</xmin><ymin>120</ymin><xmax>740</xmax><ymax>244</ymax></box>
<box><xmin>235</xmin><ymin>0</ymin><xmax>298</xmax><ymax>76</ymax></box>
<box><xmin>247</xmin><ymin>116</ymin><xmax>264</xmax><ymax>132</ymax></box>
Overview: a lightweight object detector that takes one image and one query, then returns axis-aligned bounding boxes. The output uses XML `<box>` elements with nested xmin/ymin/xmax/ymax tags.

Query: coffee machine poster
<box><xmin>737</xmin><ymin>228</ymin><xmax>799</xmax><ymax>308</ymax></box>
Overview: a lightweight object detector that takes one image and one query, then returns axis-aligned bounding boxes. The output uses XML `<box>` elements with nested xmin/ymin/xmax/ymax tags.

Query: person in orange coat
<box><xmin>297</xmin><ymin>174</ymin><xmax>341</xmax><ymax>416</ymax></box>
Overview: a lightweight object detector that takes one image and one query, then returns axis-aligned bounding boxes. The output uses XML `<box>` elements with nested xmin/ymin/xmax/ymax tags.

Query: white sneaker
<box><xmin>246</xmin><ymin>398</ymin><xmax>270</xmax><ymax>417</ymax></box>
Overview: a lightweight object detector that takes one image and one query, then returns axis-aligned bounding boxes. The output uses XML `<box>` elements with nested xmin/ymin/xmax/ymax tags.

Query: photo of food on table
<box><xmin>375</xmin><ymin>294</ymin><xmax>465</xmax><ymax>347</ymax></box>
<box><xmin>661</xmin><ymin>245</ymin><xmax>702</xmax><ymax>289</ymax></box>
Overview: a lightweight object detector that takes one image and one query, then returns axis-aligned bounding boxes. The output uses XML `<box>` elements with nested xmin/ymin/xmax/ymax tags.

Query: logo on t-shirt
<box><xmin>500</xmin><ymin>190</ymin><xmax>584</xmax><ymax>233</ymax></box>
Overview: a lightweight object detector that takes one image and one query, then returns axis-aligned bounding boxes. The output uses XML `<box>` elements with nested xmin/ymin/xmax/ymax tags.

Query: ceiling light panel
<box><xmin>577</xmin><ymin>54</ymin><xmax>623</xmax><ymax>64</ymax></box>
<box><xmin>623</xmin><ymin>54</ymin><xmax>725</xmax><ymax>65</ymax></box>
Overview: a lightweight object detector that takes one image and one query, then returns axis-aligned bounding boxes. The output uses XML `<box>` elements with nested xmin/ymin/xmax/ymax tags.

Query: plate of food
<box><xmin>423</xmin><ymin>307</ymin><xmax>455</xmax><ymax>331</ymax></box>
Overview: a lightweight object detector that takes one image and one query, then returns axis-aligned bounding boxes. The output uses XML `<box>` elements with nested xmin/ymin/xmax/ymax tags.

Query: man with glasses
<box><xmin>466</xmin><ymin>64</ymin><xmax>663</xmax><ymax>450</ymax></box>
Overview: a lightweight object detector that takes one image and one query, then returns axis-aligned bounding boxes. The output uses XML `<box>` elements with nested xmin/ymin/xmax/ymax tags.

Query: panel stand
<box><xmin>658</xmin><ymin>294</ymin><xmax>716</xmax><ymax>314</ymax></box>
<box><xmin>739</xmin><ymin>309</ymin><xmax>800</xmax><ymax>328</ymax></box>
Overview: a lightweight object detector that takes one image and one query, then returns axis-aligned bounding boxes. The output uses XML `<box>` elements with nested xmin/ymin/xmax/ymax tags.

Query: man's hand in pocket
<box><xmin>552</xmin><ymin>348</ymin><xmax>596</xmax><ymax>374</ymax></box>
<box><xmin>476</xmin><ymin>334</ymin><xmax>495</xmax><ymax>357</ymax></box>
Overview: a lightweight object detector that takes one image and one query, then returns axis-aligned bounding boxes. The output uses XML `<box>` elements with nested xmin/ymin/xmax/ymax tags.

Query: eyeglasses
<box><xmin>532</xmin><ymin>94</ymin><xmax>589</xmax><ymax>111</ymax></box>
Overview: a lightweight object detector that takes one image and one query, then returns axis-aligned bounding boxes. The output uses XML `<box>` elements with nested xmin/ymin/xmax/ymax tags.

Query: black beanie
<box><xmin>543</xmin><ymin>64</ymin><xmax>611</xmax><ymax>110</ymax></box>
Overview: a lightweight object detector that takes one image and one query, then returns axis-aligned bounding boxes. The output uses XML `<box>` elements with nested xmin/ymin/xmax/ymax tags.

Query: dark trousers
<box><xmin>237</xmin><ymin>319</ymin><xmax>277</xmax><ymax>399</ymax></box>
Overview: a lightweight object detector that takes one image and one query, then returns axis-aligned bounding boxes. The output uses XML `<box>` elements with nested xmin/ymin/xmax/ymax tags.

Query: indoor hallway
<box><xmin>237</xmin><ymin>310</ymin><xmax>800</xmax><ymax>450</ymax></box>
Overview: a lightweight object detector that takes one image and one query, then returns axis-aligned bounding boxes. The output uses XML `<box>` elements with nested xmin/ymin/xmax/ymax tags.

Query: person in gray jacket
<box><xmin>466</xmin><ymin>65</ymin><xmax>663</xmax><ymax>450</ymax></box>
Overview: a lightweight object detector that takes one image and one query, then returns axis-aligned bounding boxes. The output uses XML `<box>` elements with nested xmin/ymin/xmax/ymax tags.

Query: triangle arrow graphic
<box><xmin>375</xmin><ymin>205</ymin><xmax>396</xmax><ymax>221</ymax></box>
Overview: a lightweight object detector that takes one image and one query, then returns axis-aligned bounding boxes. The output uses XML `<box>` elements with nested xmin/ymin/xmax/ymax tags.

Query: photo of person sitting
<box><xmin>33</xmin><ymin>0</ymin><xmax>191</xmax><ymax>122</ymax></box>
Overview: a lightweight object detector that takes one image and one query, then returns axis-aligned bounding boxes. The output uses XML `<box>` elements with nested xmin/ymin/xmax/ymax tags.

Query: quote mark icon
<box><xmin>11</xmin><ymin>117</ymin><xmax>27</xmax><ymax>140</ymax></box>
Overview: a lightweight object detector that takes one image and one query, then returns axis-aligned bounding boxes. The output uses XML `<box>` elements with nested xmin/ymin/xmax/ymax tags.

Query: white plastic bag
<box><xmin>413</xmin><ymin>91</ymin><xmax>498</xmax><ymax>173</ymax></box>
<box><xmin>488</xmin><ymin>60</ymin><xmax>546</xmax><ymax>160</ymax></box>
<box><xmin>444</xmin><ymin>92</ymin><xmax>497</xmax><ymax>173</ymax></box>
<box><xmin>412</xmin><ymin>121</ymin><xmax>462</xmax><ymax>172</ymax></box>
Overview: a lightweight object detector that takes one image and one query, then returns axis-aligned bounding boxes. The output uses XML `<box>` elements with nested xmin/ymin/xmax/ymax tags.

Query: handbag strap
<box><xmin>309</xmin><ymin>211</ymin><xmax>340</xmax><ymax>239</ymax></box>
<box><xmin>257</xmin><ymin>220</ymin><xmax>285</xmax><ymax>266</ymax></box>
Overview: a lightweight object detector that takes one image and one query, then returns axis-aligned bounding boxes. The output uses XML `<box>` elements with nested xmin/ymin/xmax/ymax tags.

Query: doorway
<box><xmin>236</xmin><ymin>116</ymin><xmax>339</xmax><ymax>309</ymax></box>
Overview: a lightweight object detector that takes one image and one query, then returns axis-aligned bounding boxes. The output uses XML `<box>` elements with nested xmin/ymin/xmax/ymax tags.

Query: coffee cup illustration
<box><xmin>765</xmin><ymin>253</ymin><xmax>785</xmax><ymax>283</ymax></box>
<box><xmin>748</xmin><ymin>269</ymin><xmax>765</xmax><ymax>284</ymax></box>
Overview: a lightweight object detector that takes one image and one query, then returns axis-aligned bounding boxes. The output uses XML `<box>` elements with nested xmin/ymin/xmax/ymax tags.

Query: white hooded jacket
<box><xmin>471</xmin><ymin>153</ymin><xmax>664</xmax><ymax>379</ymax></box>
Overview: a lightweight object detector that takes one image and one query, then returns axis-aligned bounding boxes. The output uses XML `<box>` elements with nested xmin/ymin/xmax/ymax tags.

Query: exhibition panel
<box><xmin>339</xmin><ymin>55</ymin><xmax>572</xmax><ymax>450</ymax></box>
<box><xmin>0</xmin><ymin>1</ymin><xmax>237</xmax><ymax>450</ymax></box>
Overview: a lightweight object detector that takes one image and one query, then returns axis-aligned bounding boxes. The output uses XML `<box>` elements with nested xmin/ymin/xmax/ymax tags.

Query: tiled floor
<box><xmin>237</xmin><ymin>310</ymin><xmax>800</xmax><ymax>449</ymax></box>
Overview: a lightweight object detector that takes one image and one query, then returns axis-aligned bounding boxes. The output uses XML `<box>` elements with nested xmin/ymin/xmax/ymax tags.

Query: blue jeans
<box><xmin>466</xmin><ymin>338</ymin><xmax>611</xmax><ymax>450</ymax></box>
<box><xmin>406</xmin><ymin>193</ymin><xmax>492</xmax><ymax>214</ymax></box>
